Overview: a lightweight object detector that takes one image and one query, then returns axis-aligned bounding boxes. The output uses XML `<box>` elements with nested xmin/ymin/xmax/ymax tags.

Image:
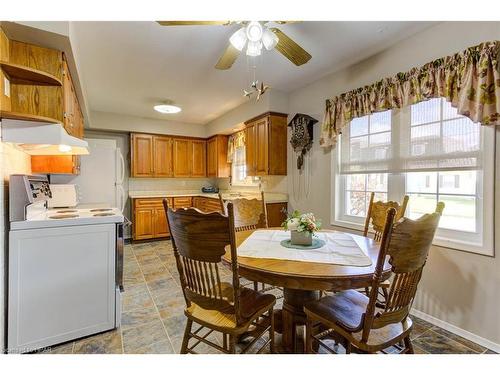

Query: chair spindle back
<box><xmin>164</xmin><ymin>200</ymin><xmax>242</xmax><ymax>322</ymax></box>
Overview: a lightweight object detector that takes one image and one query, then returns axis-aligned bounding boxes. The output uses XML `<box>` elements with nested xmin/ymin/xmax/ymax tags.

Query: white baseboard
<box><xmin>410</xmin><ymin>308</ymin><xmax>500</xmax><ymax>353</ymax></box>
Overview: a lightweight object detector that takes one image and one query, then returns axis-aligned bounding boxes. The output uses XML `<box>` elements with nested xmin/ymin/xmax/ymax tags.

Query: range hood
<box><xmin>0</xmin><ymin>119</ymin><xmax>89</xmax><ymax>155</ymax></box>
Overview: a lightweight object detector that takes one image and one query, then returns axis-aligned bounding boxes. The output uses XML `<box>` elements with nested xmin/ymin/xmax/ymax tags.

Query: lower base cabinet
<box><xmin>132</xmin><ymin>197</ymin><xmax>287</xmax><ymax>241</ymax></box>
<box><xmin>133</xmin><ymin>198</ymin><xmax>173</xmax><ymax>240</ymax></box>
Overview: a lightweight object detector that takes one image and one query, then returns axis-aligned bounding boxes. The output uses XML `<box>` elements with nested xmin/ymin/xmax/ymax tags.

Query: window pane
<box><xmin>350</xmin><ymin>116</ymin><xmax>369</xmax><ymax>137</ymax></box>
<box><xmin>346</xmin><ymin>174</ymin><xmax>365</xmax><ymax>191</ymax></box>
<box><xmin>438</xmin><ymin>195</ymin><xmax>476</xmax><ymax>232</ymax></box>
<box><xmin>410</xmin><ymin>123</ymin><xmax>440</xmax><ymax>157</ymax></box>
<box><xmin>367</xmin><ymin>192</ymin><xmax>387</xmax><ymax>208</ymax></box>
<box><xmin>443</xmin><ymin>100</ymin><xmax>460</xmax><ymax>120</ymax></box>
<box><xmin>367</xmin><ymin>173</ymin><xmax>388</xmax><ymax>192</ymax></box>
<box><xmin>411</xmin><ymin>98</ymin><xmax>441</xmax><ymax>125</ymax></box>
<box><xmin>370</xmin><ymin>110</ymin><xmax>391</xmax><ymax>133</ymax></box>
<box><xmin>439</xmin><ymin>171</ymin><xmax>476</xmax><ymax>195</ymax></box>
<box><xmin>369</xmin><ymin>132</ymin><xmax>391</xmax><ymax>160</ymax></box>
<box><xmin>407</xmin><ymin>194</ymin><xmax>437</xmax><ymax>220</ymax></box>
<box><xmin>442</xmin><ymin>118</ymin><xmax>480</xmax><ymax>154</ymax></box>
<box><xmin>346</xmin><ymin>191</ymin><xmax>366</xmax><ymax>217</ymax></box>
<box><xmin>350</xmin><ymin>136</ymin><xmax>368</xmax><ymax>161</ymax></box>
<box><xmin>406</xmin><ymin>172</ymin><xmax>437</xmax><ymax>194</ymax></box>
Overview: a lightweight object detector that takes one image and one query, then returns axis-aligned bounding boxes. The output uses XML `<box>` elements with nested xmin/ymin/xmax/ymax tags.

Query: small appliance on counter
<box><xmin>7</xmin><ymin>174</ymin><xmax>124</xmax><ymax>353</ymax></box>
<box><xmin>47</xmin><ymin>184</ymin><xmax>78</xmax><ymax>208</ymax></box>
<box><xmin>201</xmin><ymin>185</ymin><xmax>219</xmax><ymax>194</ymax></box>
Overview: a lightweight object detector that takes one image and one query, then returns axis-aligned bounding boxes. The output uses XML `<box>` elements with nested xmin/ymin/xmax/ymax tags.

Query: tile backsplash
<box><xmin>128</xmin><ymin>177</ymin><xmax>216</xmax><ymax>192</ymax></box>
<box><xmin>0</xmin><ymin>140</ymin><xmax>31</xmax><ymax>352</ymax></box>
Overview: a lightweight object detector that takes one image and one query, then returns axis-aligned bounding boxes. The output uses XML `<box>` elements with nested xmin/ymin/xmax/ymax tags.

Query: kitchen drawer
<box><xmin>173</xmin><ymin>197</ymin><xmax>193</xmax><ymax>209</ymax></box>
<box><xmin>193</xmin><ymin>197</ymin><xmax>207</xmax><ymax>211</ymax></box>
<box><xmin>134</xmin><ymin>198</ymin><xmax>172</xmax><ymax>208</ymax></box>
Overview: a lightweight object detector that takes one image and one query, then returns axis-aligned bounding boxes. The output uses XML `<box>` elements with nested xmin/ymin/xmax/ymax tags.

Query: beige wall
<box><xmin>89</xmin><ymin>111</ymin><xmax>208</xmax><ymax>138</ymax></box>
<box><xmin>286</xmin><ymin>21</ymin><xmax>500</xmax><ymax>348</ymax></box>
<box><xmin>0</xmin><ymin>137</ymin><xmax>31</xmax><ymax>352</ymax></box>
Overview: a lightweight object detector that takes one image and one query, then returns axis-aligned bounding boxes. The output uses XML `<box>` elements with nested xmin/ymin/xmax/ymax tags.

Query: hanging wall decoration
<box><xmin>288</xmin><ymin>113</ymin><xmax>318</xmax><ymax>169</ymax></box>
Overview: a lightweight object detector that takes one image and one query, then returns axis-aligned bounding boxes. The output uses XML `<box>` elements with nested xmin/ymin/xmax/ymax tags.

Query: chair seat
<box><xmin>305</xmin><ymin>290</ymin><xmax>413</xmax><ymax>351</ymax></box>
<box><xmin>186</xmin><ymin>286</ymin><xmax>276</xmax><ymax>333</ymax></box>
<box><xmin>305</xmin><ymin>290</ymin><xmax>368</xmax><ymax>332</ymax></box>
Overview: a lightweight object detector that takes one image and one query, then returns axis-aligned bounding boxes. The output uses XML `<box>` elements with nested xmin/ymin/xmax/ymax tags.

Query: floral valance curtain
<box><xmin>227</xmin><ymin>130</ymin><xmax>246</xmax><ymax>163</ymax></box>
<box><xmin>320</xmin><ymin>41</ymin><xmax>500</xmax><ymax>148</ymax></box>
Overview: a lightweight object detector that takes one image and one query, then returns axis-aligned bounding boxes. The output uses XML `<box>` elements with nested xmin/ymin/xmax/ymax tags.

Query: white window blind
<box><xmin>335</xmin><ymin>98</ymin><xmax>495</xmax><ymax>255</ymax></box>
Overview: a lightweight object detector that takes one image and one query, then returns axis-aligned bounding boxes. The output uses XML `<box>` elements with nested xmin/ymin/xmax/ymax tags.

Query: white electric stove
<box><xmin>7</xmin><ymin>174</ymin><xmax>125</xmax><ymax>354</ymax></box>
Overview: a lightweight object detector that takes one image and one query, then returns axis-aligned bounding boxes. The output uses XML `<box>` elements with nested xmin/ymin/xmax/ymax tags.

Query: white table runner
<box><xmin>237</xmin><ymin>230</ymin><xmax>372</xmax><ymax>267</ymax></box>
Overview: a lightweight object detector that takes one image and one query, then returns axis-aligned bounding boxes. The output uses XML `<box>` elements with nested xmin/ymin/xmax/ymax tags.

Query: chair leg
<box><xmin>253</xmin><ymin>281</ymin><xmax>258</xmax><ymax>290</ymax></box>
<box><xmin>305</xmin><ymin>317</ymin><xmax>314</xmax><ymax>353</ymax></box>
<box><xmin>180</xmin><ymin>318</ymin><xmax>193</xmax><ymax>354</ymax></box>
<box><xmin>269</xmin><ymin>308</ymin><xmax>275</xmax><ymax>354</ymax></box>
<box><xmin>229</xmin><ymin>334</ymin><xmax>237</xmax><ymax>354</ymax></box>
<box><xmin>404</xmin><ymin>336</ymin><xmax>414</xmax><ymax>354</ymax></box>
<box><xmin>345</xmin><ymin>341</ymin><xmax>352</xmax><ymax>354</ymax></box>
<box><xmin>223</xmin><ymin>333</ymin><xmax>228</xmax><ymax>351</ymax></box>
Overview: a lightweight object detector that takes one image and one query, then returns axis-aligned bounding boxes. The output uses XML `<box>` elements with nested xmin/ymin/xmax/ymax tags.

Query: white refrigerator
<box><xmin>51</xmin><ymin>138</ymin><xmax>127</xmax><ymax>212</ymax></box>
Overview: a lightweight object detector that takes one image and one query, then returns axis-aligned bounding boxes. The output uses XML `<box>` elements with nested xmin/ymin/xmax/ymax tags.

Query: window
<box><xmin>334</xmin><ymin>98</ymin><xmax>495</xmax><ymax>255</ymax></box>
<box><xmin>230</xmin><ymin>146</ymin><xmax>258</xmax><ymax>186</ymax></box>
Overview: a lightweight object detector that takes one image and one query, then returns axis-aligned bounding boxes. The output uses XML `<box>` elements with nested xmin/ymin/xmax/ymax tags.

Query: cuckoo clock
<box><xmin>288</xmin><ymin>113</ymin><xmax>318</xmax><ymax>169</ymax></box>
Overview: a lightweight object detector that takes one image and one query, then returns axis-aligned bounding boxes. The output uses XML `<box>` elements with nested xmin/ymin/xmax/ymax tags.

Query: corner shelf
<box><xmin>0</xmin><ymin>110</ymin><xmax>62</xmax><ymax>124</ymax></box>
<box><xmin>0</xmin><ymin>61</ymin><xmax>62</xmax><ymax>86</ymax></box>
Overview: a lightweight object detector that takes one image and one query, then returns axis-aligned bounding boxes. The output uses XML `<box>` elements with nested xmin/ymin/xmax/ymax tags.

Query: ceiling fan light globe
<box><xmin>246</xmin><ymin>40</ymin><xmax>262</xmax><ymax>57</ymax></box>
<box><xmin>246</xmin><ymin>21</ymin><xmax>263</xmax><ymax>42</ymax></box>
<box><xmin>262</xmin><ymin>29</ymin><xmax>278</xmax><ymax>50</ymax></box>
<box><xmin>229</xmin><ymin>27</ymin><xmax>247</xmax><ymax>51</ymax></box>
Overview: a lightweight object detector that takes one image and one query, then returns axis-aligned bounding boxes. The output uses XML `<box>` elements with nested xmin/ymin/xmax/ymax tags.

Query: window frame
<box><xmin>331</xmin><ymin>102</ymin><xmax>496</xmax><ymax>256</ymax></box>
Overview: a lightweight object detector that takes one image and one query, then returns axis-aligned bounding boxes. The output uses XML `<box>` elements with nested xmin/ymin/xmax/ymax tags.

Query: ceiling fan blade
<box><xmin>270</xmin><ymin>27</ymin><xmax>311</xmax><ymax>66</ymax></box>
<box><xmin>157</xmin><ymin>21</ymin><xmax>231</xmax><ymax>26</ymax></box>
<box><xmin>215</xmin><ymin>44</ymin><xmax>240</xmax><ymax>70</ymax></box>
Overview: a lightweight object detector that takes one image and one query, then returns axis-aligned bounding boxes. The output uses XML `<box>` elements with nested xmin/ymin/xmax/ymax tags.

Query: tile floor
<box><xmin>40</xmin><ymin>240</ymin><xmax>496</xmax><ymax>354</ymax></box>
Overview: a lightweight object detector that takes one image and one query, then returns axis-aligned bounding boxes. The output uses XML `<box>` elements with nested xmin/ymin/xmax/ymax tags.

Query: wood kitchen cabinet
<box><xmin>133</xmin><ymin>198</ymin><xmax>173</xmax><ymax>240</ymax></box>
<box><xmin>173</xmin><ymin>138</ymin><xmax>206</xmax><ymax>178</ymax></box>
<box><xmin>207</xmin><ymin>135</ymin><xmax>230</xmax><ymax>178</ymax></box>
<box><xmin>153</xmin><ymin>135</ymin><xmax>173</xmax><ymax>177</ymax></box>
<box><xmin>245</xmin><ymin>112</ymin><xmax>287</xmax><ymax>176</ymax></box>
<box><xmin>266</xmin><ymin>202</ymin><xmax>288</xmax><ymax>227</ymax></box>
<box><xmin>193</xmin><ymin>196</ymin><xmax>223</xmax><ymax>213</ymax></box>
<box><xmin>0</xmin><ymin>28</ymin><xmax>86</xmax><ymax>175</ymax></box>
<box><xmin>130</xmin><ymin>134</ymin><xmax>174</xmax><ymax>177</ymax></box>
<box><xmin>131</xmin><ymin>133</ymin><xmax>154</xmax><ymax>177</ymax></box>
<box><xmin>191</xmin><ymin>140</ymin><xmax>207</xmax><ymax>177</ymax></box>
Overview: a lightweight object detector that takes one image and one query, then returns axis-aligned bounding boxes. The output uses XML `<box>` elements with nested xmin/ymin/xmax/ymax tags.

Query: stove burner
<box><xmin>56</xmin><ymin>209</ymin><xmax>77</xmax><ymax>213</ymax></box>
<box><xmin>93</xmin><ymin>213</ymin><xmax>115</xmax><ymax>217</ymax></box>
<box><xmin>49</xmin><ymin>214</ymin><xmax>79</xmax><ymax>219</ymax></box>
<box><xmin>90</xmin><ymin>208</ymin><xmax>113</xmax><ymax>212</ymax></box>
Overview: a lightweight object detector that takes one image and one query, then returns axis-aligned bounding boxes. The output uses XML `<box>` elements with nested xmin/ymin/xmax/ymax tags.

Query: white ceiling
<box><xmin>72</xmin><ymin>21</ymin><xmax>435</xmax><ymax>125</ymax></box>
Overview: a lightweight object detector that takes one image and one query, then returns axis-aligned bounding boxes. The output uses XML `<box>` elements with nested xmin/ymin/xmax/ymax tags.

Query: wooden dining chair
<box><xmin>304</xmin><ymin>202</ymin><xmax>444</xmax><ymax>354</ymax></box>
<box><xmin>219</xmin><ymin>191</ymin><xmax>268</xmax><ymax>231</ymax></box>
<box><xmin>164</xmin><ymin>199</ymin><xmax>276</xmax><ymax>354</ymax></box>
<box><xmin>362</xmin><ymin>192</ymin><xmax>409</xmax><ymax>301</ymax></box>
<box><xmin>363</xmin><ymin>192</ymin><xmax>409</xmax><ymax>241</ymax></box>
<box><xmin>219</xmin><ymin>192</ymin><xmax>280</xmax><ymax>295</ymax></box>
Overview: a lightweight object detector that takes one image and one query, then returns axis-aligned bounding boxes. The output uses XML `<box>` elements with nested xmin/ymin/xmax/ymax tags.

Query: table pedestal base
<box><xmin>281</xmin><ymin>288</ymin><xmax>320</xmax><ymax>353</ymax></box>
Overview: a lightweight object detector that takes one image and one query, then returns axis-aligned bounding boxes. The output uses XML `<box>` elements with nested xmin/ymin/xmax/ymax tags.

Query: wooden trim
<box><xmin>0</xmin><ymin>60</ymin><xmax>62</xmax><ymax>86</ymax></box>
<box><xmin>244</xmin><ymin>111</ymin><xmax>288</xmax><ymax>125</ymax></box>
<box><xmin>0</xmin><ymin>110</ymin><xmax>63</xmax><ymax>124</ymax></box>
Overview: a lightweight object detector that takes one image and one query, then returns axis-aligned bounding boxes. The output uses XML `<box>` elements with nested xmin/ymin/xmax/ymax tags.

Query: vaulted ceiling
<box><xmin>71</xmin><ymin>21</ymin><xmax>435</xmax><ymax>125</ymax></box>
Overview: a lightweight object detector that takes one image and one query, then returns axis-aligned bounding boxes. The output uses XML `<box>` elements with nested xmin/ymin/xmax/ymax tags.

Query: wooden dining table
<box><xmin>223</xmin><ymin>228</ymin><xmax>391</xmax><ymax>353</ymax></box>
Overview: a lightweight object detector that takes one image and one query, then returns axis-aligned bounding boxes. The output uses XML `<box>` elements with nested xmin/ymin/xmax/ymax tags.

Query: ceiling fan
<box><xmin>157</xmin><ymin>21</ymin><xmax>312</xmax><ymax>70</ymax></box>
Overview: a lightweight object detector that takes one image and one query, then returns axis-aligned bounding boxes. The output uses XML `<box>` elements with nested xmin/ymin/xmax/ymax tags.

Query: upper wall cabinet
<box><xmin>131</xmin><ymin>133</ymin><xmax>174</xmax><ymax>178</ymax></box>
<box><xmin>207</xmin><ymin>135</ymin><xmax>230</xmax><ymax>178</ymax></box>
<box><xmin>173</xmin><ymin>138</ymin><xmax>206</xmax><ymax>178</ymax></box>
<box><xmin>245</xmin><ymin>112</ymin><xmax>287</xmax><ymax>176</ymax></box>
<box><xmin>131</xmin><ymin>133</ymin><xmax>206</xmax><ymax>178</ymax></box>
<box><xmin>0</xmin><ymin>27</ymin><xmax>85</xmax><ymax>175</ymax></box>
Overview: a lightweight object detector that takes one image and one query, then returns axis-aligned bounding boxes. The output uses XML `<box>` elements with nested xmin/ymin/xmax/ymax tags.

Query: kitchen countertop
<box><xmin>128</xmin><ymin>190</ymin><xmax>288</xmax><ymax>203</ymax></box>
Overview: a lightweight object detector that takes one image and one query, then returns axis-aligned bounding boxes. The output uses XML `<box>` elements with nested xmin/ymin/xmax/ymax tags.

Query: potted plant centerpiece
<box><xmin>282</xmin><ymin>210</ymin><xmax>321</xmax><ymax>246</ymax></box>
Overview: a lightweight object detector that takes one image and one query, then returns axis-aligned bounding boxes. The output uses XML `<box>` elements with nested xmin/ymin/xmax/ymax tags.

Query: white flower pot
<box><xmin>291</xmin><ymin>230</ymin><xmax>312</xmax><ymax>246</ymax></box>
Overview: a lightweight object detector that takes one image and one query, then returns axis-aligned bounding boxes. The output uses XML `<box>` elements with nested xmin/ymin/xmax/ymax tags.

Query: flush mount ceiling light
<box><xmin>154</xmin><ymin>102</ymin><xmax>182</xmax><ymax>114</ymax></box>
